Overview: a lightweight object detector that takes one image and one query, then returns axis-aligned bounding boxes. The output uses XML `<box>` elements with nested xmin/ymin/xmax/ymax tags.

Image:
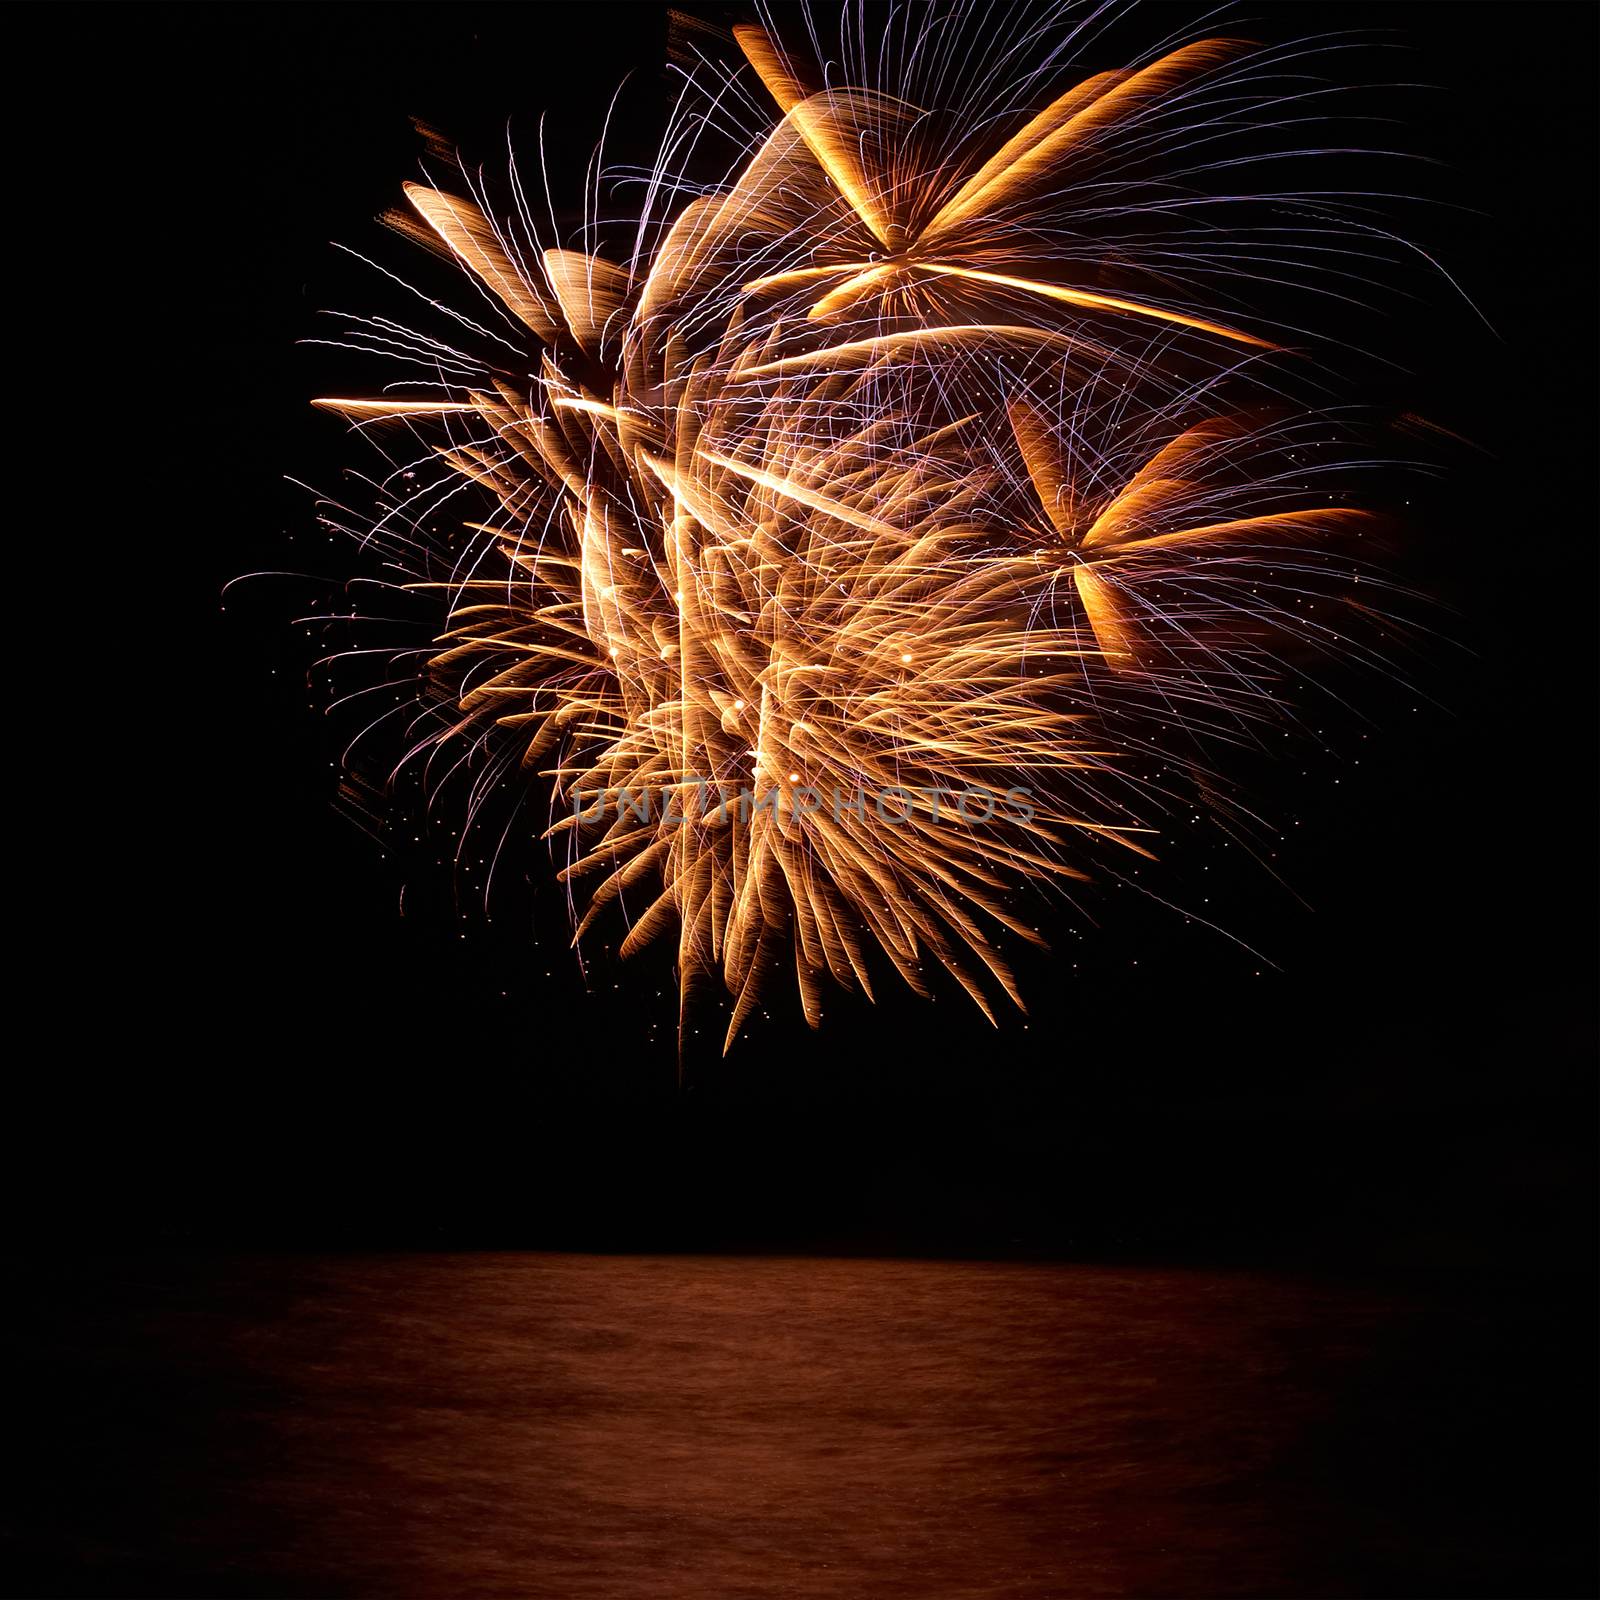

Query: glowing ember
<box><xmin>313</xmin><ymin>18</ymin><xmax>1400</xmax><ymax>1050</ymax></box>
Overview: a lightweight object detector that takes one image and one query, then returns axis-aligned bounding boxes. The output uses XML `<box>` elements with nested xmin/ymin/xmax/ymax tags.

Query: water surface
<box><xmin>9</xmin><ymin>1253</ymin><xmax>1589</xmax><ymax>1596</ymax></box>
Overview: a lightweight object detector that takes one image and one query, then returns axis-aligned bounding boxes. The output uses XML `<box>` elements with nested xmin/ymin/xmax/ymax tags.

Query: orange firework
<box><xmin>313</xmin><ymin>15</ymin><xmax>1397</xmax><ymax>1050</ymax></box>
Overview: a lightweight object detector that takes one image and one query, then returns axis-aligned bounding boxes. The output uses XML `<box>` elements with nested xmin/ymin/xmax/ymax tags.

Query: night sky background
<box><xmin>28</xmin><ymin>0</ymin><xmax>1586</xmax><ymax>1263</ymax></box>
<box><xmin>12</xmin><ymin>0</ymin><xmax>1587</xmax><ymax>1248</ymax></box>
<box><xmin>8</xmin><ymin>4</ymin><xmax>1595</xmax><ymax>1594</ymax></box>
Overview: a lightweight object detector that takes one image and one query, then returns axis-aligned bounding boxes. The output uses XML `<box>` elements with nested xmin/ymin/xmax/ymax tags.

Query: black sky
<box><xmin>20</xmin><ymin>1</ymin><xmax>1595</xmax><ymax>1263</ymax></box>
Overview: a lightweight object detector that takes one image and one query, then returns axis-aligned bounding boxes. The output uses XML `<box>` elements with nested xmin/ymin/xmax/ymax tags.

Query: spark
<box><xmin>309</xmin><ymin>10</ymin><xmax>1410</xmax><ymax>1053</ymax></box>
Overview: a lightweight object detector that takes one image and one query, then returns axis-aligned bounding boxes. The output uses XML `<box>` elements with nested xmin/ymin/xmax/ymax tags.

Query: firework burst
<box><xmin>311</xmin><ymin>5</ymin><xmax>1412</xmax><ymax>1051</ymax></box>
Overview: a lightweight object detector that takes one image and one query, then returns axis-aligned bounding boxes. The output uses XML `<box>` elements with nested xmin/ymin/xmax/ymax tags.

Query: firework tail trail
<box><xmin>309</xmin><ymin>4</ymin><xmax>1420</xmax><ymax>1053</ymax></box>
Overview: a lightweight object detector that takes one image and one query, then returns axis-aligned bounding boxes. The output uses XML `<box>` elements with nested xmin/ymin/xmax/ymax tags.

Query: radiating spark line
<box><xmin>306</xmin><ymin>9</ymin><xmax>1413</xmax><ymax>1052</ymax></box>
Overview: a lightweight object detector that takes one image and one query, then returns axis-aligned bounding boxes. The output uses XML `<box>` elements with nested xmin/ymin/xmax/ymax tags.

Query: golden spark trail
<box><xmin>310</xmin><ymin>13</ymin><xmax>1404</xmax><ymax>1051</ymax></box>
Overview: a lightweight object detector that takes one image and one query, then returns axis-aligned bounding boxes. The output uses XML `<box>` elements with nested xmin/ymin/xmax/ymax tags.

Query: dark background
<box><xmin>9</xmin><ymin>5</ymin><xmax>1596</xmax><ymax>1596</ymax></box>
<box><xmin>25</xmin><ymin>3</ymin><xmax>1595</xmax><ymax>1264</ymax></box>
